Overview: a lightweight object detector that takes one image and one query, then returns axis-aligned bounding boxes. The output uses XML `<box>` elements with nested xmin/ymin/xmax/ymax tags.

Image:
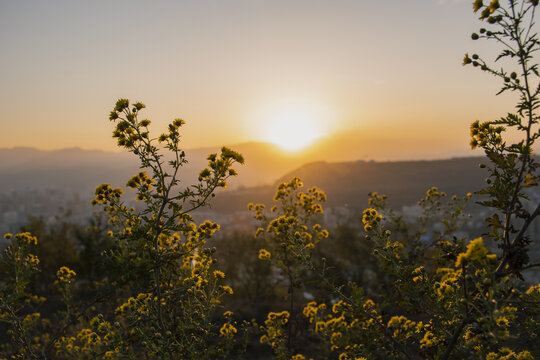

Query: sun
<box><xmin>264</xmin><ymin>109</ymin><xmax>322</xmax><ymax>152</ymax></box>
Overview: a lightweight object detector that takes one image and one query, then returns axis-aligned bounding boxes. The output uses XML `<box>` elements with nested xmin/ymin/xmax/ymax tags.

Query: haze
<box><xmin>0</xmin><ymin>0</ymin><xmax>520</xmax><ymax>160</ymax></box>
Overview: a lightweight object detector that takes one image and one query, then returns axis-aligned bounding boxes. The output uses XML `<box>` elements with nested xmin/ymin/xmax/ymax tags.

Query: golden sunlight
<box><xmin>264</xmin><ymin>109</ymin><xmax>322</xmax><ymax>152</ymax></box>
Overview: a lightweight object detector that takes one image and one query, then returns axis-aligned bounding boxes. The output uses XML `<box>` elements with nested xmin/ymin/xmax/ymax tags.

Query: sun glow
<box><xmin>264</xmin><ymin>110</ymin><xmax>322</xmax><ymax>151</ymax></box>
<box><xmin>246</xmin><ymin>97</ymin><xmax>338</xmax><ymax>152</ymax></box>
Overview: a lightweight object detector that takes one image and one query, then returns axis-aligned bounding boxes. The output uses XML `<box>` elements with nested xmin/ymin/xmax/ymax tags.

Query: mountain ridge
<box><xmin>0</xmin><ymin>143</ymin><xmax>483</xmax><ymax>196</ymax></box>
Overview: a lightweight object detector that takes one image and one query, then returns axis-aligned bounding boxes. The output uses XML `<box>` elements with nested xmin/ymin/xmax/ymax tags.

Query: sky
<box><xmin>0</xmin><ymin>0</ymin><xmax>526</xmax><ymax>159</ymax></box>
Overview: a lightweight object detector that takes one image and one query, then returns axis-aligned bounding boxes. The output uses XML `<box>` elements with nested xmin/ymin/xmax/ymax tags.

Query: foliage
<box><xmin>254</xmin><ymin>1</ymin><xmax>540</xmax><ymax>359</ymax></box>
<box><xmin>0</xmin><ymin>100</ymin><xmax>245</xmax><ymax>359</ymax></box>
<box><xmin>465</xmin><ymin>0</ymin><xmax>540</xmax><ymax>279</ymax></box>
<box><xmin>249</xmin><ymin>177</ymin><xmax>329</xmax><ymax>358</ymax></box>
<box><xmin>1</xmin><ymin>1</ymin><xmax>539</xmax><ymax>359</ymax></box>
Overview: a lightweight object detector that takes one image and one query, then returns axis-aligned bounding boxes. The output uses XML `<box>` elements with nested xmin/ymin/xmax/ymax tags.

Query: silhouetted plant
<box><xmin>0</xmin><ymin>99</ymin><xmax>245</xmax><ymax>359</ymax></box>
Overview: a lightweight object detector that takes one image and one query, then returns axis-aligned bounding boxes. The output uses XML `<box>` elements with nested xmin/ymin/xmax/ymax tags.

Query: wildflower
<box><xmin>420</xmin><ymin>331</ymin><xmax>436</xmax><ymax>349</ymax></box>
<box><xmin>455</xmin><ymin>237</ymin><xmax>490</xmax><ymax>267</ymax></box>
<box><xmin>488</xmin><ymin>0</ymin><xmax>500</xmax><ymax>11</ymax></box>
<box><xmin>221</xmin><ymin>286</ymin><xmax>233</xmax><ymax>295</ymax></box>
<box><xmin>56</xmin><ymin>266</ymin><xmax>77</xmax><ymax>285</ymax></box>
<box><xmin>25</xmin><ymin>254</ymin><xmax>40</xmax><ymax>267</ymax></box>
<box><xmin>213</xmin><ymin>270</ymin><xmax>225</xmax><ymax>279</ymax></box>
<box><xmin>258</xmin><ymin>248</ymin><xmax>271</xmax><ymax>260</ymax></box>
<box><xmin>14</xmin><ymin>232</ymin><xmax>38</xmax><ymax>245</ymax></box>
<box><xmin>463</xmin><ymin>53</ymin><xmax>473</xmax><ymax>65</ymax></box>
<box><xmin>302</xmin><ymin>301</ymin><xmax>319</xmax><ymax>319</ymax></box>
<box><xmin>362</xmin><ymin>208</ymin><xmax>383</xmax><ymax>232</ymax></box>
<box><xmin>315</xmin><ymin>321</ymin><xmax>325</xmax><ymax>333</ymax></box>
<box><xmin>473</xmin><ymin>0</ymin><xmax>483</xmax><ymax>12</ymax></box>
<box><xmin>219</xmin><ymin>323</ymin><xmax>237</xmax><ymax>337</ymax></box>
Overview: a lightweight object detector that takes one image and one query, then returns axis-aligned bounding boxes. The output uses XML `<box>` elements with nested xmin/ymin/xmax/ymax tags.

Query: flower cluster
<box><xmin>259</xmin><ymin>311</ymin><xmax>290</xmax><ymax>349</ymax></box>
<box><xmin>109</xmin><ymin>99</ymin><xmax>147</xmax><ymax>149</ymax></box>
<box><xmin>91</xmin><ymin>183</ymin><xmax>123</xmax><ymax>205</ymax></box>
<box><xmin>56</xmin><ymin>266</ymin><xmax>76</xmax><ymax>285</ymax></box>
<box><xmin>367</xmin><ymin>191</ymin><xmax>387</xmax><ymax>208</ymax></box>
<box><xmin>472</xmin><ymin>0</ymin><xmax>504</xmax><ymax>22</ymax></box>
<box><xmin>199</xmin><ymin>147</ymin><xmax>244</xmax><ymax>188</ymax></box>
<box><xmin>219</xmin><ymin>323</ymin><xmax>237</xmax><ymax>338</ymax></box>
<box><xmin>251</xmin><ymin>178</ymin><xmax>329</xmax><ymax>276</ymax></box>
<box><xmin>258</xmin><ymin>248</ymin><xmax>271</xmax><ymax>260</ymax></box>
<box><xmin>159</xmin><ymin>118</ymin><xmax>185</xmax><ymax>143</ymax></box>
<box><xmin>55</xmin><ymin>316</ymin><xmax>119</xmax><ymax>359</ymax></box>
<box><xmin>302</xmin><ymin>298</ymin><xmax>387</xmax><ymax>358</ymax></box>
<box><xmin>361</xmin><ymin>208</ymin><xmax>383</xmax><ymax>232</ymax></box>
<box><xmin>302</xmin><ymin>301</ymin><xmax>326</xmax><ymax>322</ymax></box>
<box><xmin>470</xmin><ymin>120</ymin><xmax>504</xmax><ymax>150</ymax></box>
<box><xmin>126</xmin><ymin>171</ymin><xmax>154</xmax><ymax>200</ymax></box>
<box><xmin>486</xmin><ymin>348</ymin><xmax>534</xmax><ymax>360</ymax></box>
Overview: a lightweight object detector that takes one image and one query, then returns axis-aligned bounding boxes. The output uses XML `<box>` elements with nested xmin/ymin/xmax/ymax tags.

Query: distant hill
<box><xmin>0</xmin><ymin>143</ymin><xmax>335</xmax><ymax>193</ymax></box>
<box><xmin>0</xmin><ymin>130</ymin><xmax>481</xmax><ymax>194</ymax></box>
<box><xmin>0</xmin><ymin>147</ymin><xmax>139</xmax><ymax>194</ymax></box>
<box><xmin>183</xmin><ymin>142</ymin><xmax>314</xmax><ymax>188</ymax></box>
<box><xmin>211</xmin><ymin>157</ymin><xmax>490</xmax><ymax>212</ymax></box>
<box><xmin>0</xmin><ymin>146</ymin><xmax>490</xmax><ymax>211</ymax></box>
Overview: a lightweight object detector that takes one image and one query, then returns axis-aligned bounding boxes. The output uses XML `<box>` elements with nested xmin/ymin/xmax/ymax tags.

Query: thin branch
<box><xmin>522</xmin><ymin>262</ymin><xmax>540</xmax><ymax>270</ymax></box>
<box><xmin>441</xmin><ymin>317</ymin><xmax>470</xmax><ymax>360</ymax></box>
<box><xmin>496</xmin><ymin>201</ymin><xmax>540</xmax><ymax>274</ymax></box>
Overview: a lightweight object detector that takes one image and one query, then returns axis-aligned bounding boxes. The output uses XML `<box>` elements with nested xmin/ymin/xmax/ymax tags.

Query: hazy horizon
<box><xmin>0</xmin><ymin>0</ymin><xmax>523</xmax><ymax>159</ymax></box>
<box><xmin>0</xmin><ymin>132</ymin><xmax>484</xmax><ymax>163</ymax></box>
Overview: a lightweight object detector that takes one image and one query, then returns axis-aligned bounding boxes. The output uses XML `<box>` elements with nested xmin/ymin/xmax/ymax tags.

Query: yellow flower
<box><xmin>455</xmin><ymin>237</ymin><xmax>490</xmax><ymax>267</ymax></box>
<box><xmin>473</xmin><ymin>0</ymin><xmax>483</xmax><ymax>12</ymax></box>
<box><xmin>213</xmin><ymin>270</ymin><xmax>225</xmax><ymax>279</ymax></box>
<box><xmin>56</xmin><ymin>266</ymin><xmax>77</xmax><ymax>284</ymax></box>
<box><xmin>302</xmin><ymin>301</ymin><xmax>319</xmax><ymax>319</ymax></box>
<box><xmin>420</xmin><ymin>331</ymin><xmax>436</xmax><ymax>349</ymax></box>
<box><xmin>258</xmin><ymin>248</ymin><xmax>271</xmax><ymax>260</ymax></box>
<box><xmin>362</xmin><ymin>208</ymin><xmax>383</xmax><ymax>232</ymax></box>
<box><xmin>526</xmin><ymin>284</ymin><xmax>540</xmax><ymax>295</ymax></box>
<box><xmin>221</xmin><ymin>286</ymin><xmax>233</xmax><ymax>295</ymax></box>
<box><xmin>315</xmin><ymin>321</ymin><xmax>325</xmax><ymax>333</ymax></box>
<box><xmin>219</xmin><ymin>323</ymin><xmax>237</xmax><ymax>337</ymax></box>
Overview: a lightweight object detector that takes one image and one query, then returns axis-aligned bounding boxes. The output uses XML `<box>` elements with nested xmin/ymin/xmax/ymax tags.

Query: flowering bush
<box><xmin>1</xmin><ymin>1</ymin><xmax>539</xmax><ymax>359</ymax></box>
<box><xmin>0</xmin><ymin>100</ymin><xmax>244</xmax><ymax>359</ymax></box>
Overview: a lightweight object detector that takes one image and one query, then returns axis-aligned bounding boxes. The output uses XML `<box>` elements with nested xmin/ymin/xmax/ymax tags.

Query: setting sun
<box><xmin>265</xmin><ymin>109</ymin><xmax>322</xmax><ymax>151</ymax></box>
<box><xmin>250</xmin><ymin>98</ymin><xmax>336</xmax><ymax>153</ymax></box>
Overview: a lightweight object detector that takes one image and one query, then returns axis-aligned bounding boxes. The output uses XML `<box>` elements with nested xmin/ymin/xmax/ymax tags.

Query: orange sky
<box><xmin>0</xmin><ymin>0</ymin><xmax>524</xmax><ymax>160</ymax></box>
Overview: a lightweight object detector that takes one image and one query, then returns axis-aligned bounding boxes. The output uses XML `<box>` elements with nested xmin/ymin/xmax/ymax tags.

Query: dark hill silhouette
<box><xmin>0</xmin><ymin>130</ymin><xmax>480</xmax><ymax>194</ymax></box>
<box><xmin>0</xmin><ymin>147</ymin><xmax>138</xmax><ymax>194</ymax></box>
<box><xmin>0</xmin><ymin>146</ymin><xmax>490</xmax><ymax>212</ymax></box>
<box><xmin>0</xmin><ymin>142</ymin><xmax>356</xmax><ymax>193</ymax></box>
<box><xmin>0</xmin><ymin>143</ymin><xmax>310</xmax><ymax>194</ymax></box>
<box><xmin>211</xmin><ymin>157</ymin><xmax>489</xmax><ymax>212</ymax></box>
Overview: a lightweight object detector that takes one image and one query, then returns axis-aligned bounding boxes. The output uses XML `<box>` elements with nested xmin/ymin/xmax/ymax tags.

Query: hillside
<box><xmin>0</xmin><ymin>143</ymin><xmax>323</xmax><ymax>193</ymax></box>
<box><xmin>211</xmin><ymin>157</ymin><xmax>489</xmax><ymax>211</ymax></box>
<box><xmin>0</xmin><ymin>146</ymin><xmax>498</xmax><ymax>233</ymax></box>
